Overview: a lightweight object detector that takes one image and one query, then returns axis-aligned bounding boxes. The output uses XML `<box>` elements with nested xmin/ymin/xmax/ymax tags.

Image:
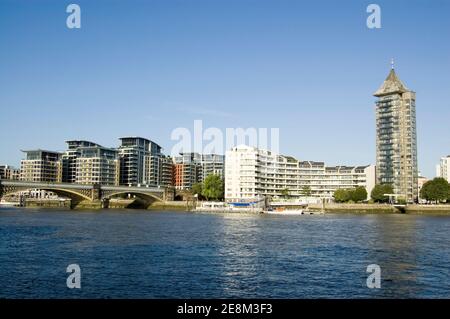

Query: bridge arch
<box><xmin>103</xmin><ymin>191</ymin><xmax>163</xmax><ymax>203</ymax></box>
<box><xmin>0</xmin><ymin>187</ymin><xmax>92</xmax><ymax>203</ymax></box>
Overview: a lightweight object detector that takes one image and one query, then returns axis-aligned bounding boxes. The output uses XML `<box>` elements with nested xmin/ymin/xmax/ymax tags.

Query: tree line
<box><xmin>333</xmin><ymin>178</ymin><xmax>450</xmax><ymax>204</ymax></box>
<box><xmin>333</xmin><ymin>184</ymin><xmax>393</xmax><ymax>203</ymax></box>
<box><xmin>333</xmin><ymin>187</ymin><xmax>368</xmax><ymax>203</ymax></box>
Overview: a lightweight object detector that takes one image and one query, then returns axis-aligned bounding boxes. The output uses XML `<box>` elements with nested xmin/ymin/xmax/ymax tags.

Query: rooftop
<box><xmin>374</xmin><ymin>69</ymin><xmax>410</xmax><ymax>97</ymax></box>
<box><xmin>21</xmin><ymin>149</ymin><xmax>62</xmax><ymax>155</ymax></box>
<box><xmin>119</xmin><ymin>136</ymin><xmax>151</xmax><ymax>142</ymax></box>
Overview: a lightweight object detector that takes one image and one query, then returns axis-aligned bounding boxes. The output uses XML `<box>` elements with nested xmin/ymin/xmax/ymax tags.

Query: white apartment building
<box><xmin>225</xmin><ymin>145</ymin><xmax>376</xmax><ymax>202</ymax></box>
<box><xmin>436</xmin><ymin>156</ymin><xmax>450</xmax><ymax>182</ymax></box>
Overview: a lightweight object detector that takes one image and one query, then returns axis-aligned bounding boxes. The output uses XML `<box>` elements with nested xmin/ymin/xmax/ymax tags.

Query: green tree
<box><xmin>300</xmin><ymin>185</ymin><xmax>312</xmax><ymax>197</ymax></box>
<box><xmin>350</xmin><ymin>186</ymin><xmax>368</xmax><ymax>203</ymax></box>
<box><xmin>371</xmin><ymin>184</ymin><xmax>394</xmax><ymax>203</ymax></box>
<box><xmin>280</xmin><ymin>188</ymin><xmax>290</xmax><ymax>199</ymax></box>
<box><xmin>420</xmin><ymin>178</ymin><xmax>450</xmax><ymax>203</ymax></box>
<box><xmin>191</xmin><ymin>182</ymin><xmax>204</xmax><ymax>200</ymax></box>
<box><xmin>202</xmin><ymin>174</ymin><xmax>224</xmax><ymax>201</ymax></box>
<box><xmin>420</xmin><ymin>181</ymin><xmax>430</xmax><ymax>201</ymax></box>
<box><xmin>334</xmin><ymin>189</ymin><xmax>351</xmax><ymax>203</ymax></box>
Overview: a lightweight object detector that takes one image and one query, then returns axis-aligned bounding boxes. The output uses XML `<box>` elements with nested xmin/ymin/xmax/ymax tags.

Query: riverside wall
<box><xmin>308</xmin><ymin>203</ymin><xmax>450</xmax><ymax>214</ymax></box>
<box><xmin>308</xmin><ymin>203</ymin><xmax>398</xmax><ymax>213</ymax></box>
<box><xmin>18</xmin><ymin>199</ymin><xmax>450</xmax><ymax>214</ymax></box>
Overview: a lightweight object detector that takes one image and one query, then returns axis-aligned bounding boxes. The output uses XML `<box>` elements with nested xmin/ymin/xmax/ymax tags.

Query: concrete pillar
<box><xmin>91</xmin><ymin>184</ymin><xmax>101</xmax><ymax>201</ymax></box>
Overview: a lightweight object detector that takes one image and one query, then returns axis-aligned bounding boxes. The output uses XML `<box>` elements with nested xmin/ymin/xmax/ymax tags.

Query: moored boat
<box><xmin>0</xmin><ymin>200</ymin><xmax>21</xmax><ymax>207</ymax></box>
<box><xmin>264</xmin><ymin>208</ymin><xmax>305</xmax><ymax>215</ymax></box>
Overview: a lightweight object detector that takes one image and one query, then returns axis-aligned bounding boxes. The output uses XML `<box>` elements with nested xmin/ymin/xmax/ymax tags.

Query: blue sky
<box><xmin>1</xmin><ymin>0</ymin><xmax>449</xmax><ymax>177</ymax></box>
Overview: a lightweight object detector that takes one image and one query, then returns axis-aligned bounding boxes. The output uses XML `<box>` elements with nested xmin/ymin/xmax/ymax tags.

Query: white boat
<box><xmin>264</xmin><ymin>207</ymin><xmax>324</xmax><ymax>215</ymax></box>
<box><xmin>0</xmin><ymin>201</ymin><xmax>20</xmax><ymax>207</ymax></box>
<box><xmin>264</xmin><ymin>208</ymin><xmax>306</xmax><ymax>215</ymax></box>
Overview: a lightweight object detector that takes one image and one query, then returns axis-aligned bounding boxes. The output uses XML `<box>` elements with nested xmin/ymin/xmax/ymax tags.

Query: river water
<box><xmin>0</xmin><ymin>208</ymin><xmax>449</xmax><ymax>298</ymax></box>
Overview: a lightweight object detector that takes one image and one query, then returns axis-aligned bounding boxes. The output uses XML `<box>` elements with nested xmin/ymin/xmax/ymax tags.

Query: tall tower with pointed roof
<box><xmin>374</xmin><ymin>66</ymin><xmax>418</xmax><ymax>203</ymax></box>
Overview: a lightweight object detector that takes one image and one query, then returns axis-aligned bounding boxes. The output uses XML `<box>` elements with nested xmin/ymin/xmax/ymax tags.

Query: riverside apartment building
<box><xmin>225</xmin><ymin>145</ymin><xmax>375</xmax><ymax>202</ymax></box>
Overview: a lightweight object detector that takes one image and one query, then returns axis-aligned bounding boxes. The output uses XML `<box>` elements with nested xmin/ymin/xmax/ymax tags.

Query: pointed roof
<box><xmin>374</xmin><ymin>69</ymin><xmax>409</xmax><ymax>97</ymax></box>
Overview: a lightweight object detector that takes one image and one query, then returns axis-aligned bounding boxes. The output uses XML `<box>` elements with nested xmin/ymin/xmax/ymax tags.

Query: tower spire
<box><xmin>374</xmin><ymin>59</ymin><xmax>409</xmax><ymax>97</ymax></box>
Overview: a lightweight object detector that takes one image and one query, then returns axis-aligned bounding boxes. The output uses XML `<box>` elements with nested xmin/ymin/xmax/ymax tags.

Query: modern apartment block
<box><xmin>225</xmin><ymin>145</ymin><xmax>375</xmax><ymax>202</ymax></box>
<box><xmin>200</xmin><ymin>154</ymin><xmax>225</xmax><ymax>180</ymax></box>
<box><xmin>374</xmin><ymin>66</ymin><xmax>418</xmax><ymax>203</ymax></box>
<box><xmin>143</xmin><ymin>154</ymin><xmax>174</xmax><ymax>187</ymax></box>
<box><xmin>323</xmin><ymin>165</ymin><xmax>376</xmax><ymax>197</ymax></box>
<box><xmin>160</xmin><ymin>156</ymin><xmax>174</xmax><ymax>187</ymax></box>
<box><xmin>60</xmin><ymin>140</ymin><xmax>119</xmax><ymax>185</ymax></box>
<box><xmin>173</xmin><ymin>153</ymin><xmax>202</xmax><ymax>190</ymax></box>
<box><xmin>173</xmin><ymin>153</ymin><xmax>225</xmax><ymax>190</ymax></box>
<box><xmin>74</xmin><ymin>146</ymin><xmax>119</xmax><ymax>185</ymax></box>
<box><xmin>61</xmin><ymin>140</ymin><xmax>102</xmax><ymax>183</ymax></box>
<box><xmin>0</xmin><ymin>165</ymin><xmax>20</xmax><ymax>180</ymax></box>
<box><xmin>20</xmin><ymin>150</ymin><xmax>62</xmax><ymax>182</ymax></box>
<box><xmin>436</xmin><ymin>156</ymin><xmax>450</xmax><ymax>182</ymax></box>
<box><xmin>118</xmin><ymin>137</ymin><xmax>162</xmax><ymax>186</ymax></box>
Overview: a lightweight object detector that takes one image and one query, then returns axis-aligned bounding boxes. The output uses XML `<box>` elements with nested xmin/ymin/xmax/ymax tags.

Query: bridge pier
<box><xmin>92</xmin><ymin>184</ymin><xmax>101</xmax><ymax>201</ymax></box>
<box><xmin>102</xmin><ymin>198</ymin><xmax>110</xmax><ymax>209</ymax></box>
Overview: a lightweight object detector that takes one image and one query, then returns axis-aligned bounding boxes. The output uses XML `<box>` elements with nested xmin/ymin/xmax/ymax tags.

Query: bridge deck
<box><xmin>0</xmin><ymin>180</ymin><xmax>164</xmax><ymax>193</ymax></box>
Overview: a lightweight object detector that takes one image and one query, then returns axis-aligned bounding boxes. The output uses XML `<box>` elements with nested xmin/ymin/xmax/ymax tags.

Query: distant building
<box><xmin>61</xmin><ymin>140</ymin><xmax>119</xmax><ymax>185</ymax></box>
<box><xmin>374</xmin><ymin>65</ymin><xmax>418</xmax><ymax>203</ymax></box>
<box><xmin>173</xmin><ymin>153</ymin><xmax>202</xmax><ymax>190</ymax></box>
<box><xmin>0</xmin><ymin>165</ymin><xmax>20</xmax><ymax>180</ymax></box>
<box><xmin>0</xmin><ymin>165</ymin><xmax>8</xmax><ymax>179</ymax></box>
<box><xmin>160</xmin><ymin>156</ymin><xmax>174</xmax><ymax>187</ymax></box>
<box><xmin>118</xmin><ymin>137</ymin><xmax>162</xmax><ymax>186</ymax></box>
<box><xmin>61</xmin><ymin>140</ymin><xmax>102</xmax><ymax>183</ymax></box>
<box><xmin>418</xmin><ymin>173</ymin><xmax>428</xmax><ymax>199</ymax></box>
<box><xmin>225</xmin><ymin>145</ymin><xmax>375</xmax><ymax>202</ymax></box>
<box><xmin>20</xmin><ymin>150</ymin><xmax>62</xmax><ymax>182</ymax></box>
<box><xmin>200</xmin><ymin>154</ymin><xmax>225</xmax><ymax>180</ymax></box>
<box><xmin>143</xmin><ymin>154</ymin><xmax>174</xmax><ymax>187</ymax></box>
<box><xmin>436</xmin><ymin>156</ymin><xmax>450</xmax><ymax>182</ymax></box>
<box><xmin>11</xmin><ymin>168</ymin><xmax>20</xmax><ymax>180</ymax></box>
<box><xmin>324</xmin><ymin>165</ymin><xmax>376</xmax><ymax>198</ymax></box>
<box><xmin>173</xmin><ymin>153</ymin><xmax>224</xmax><ymax>190</ymax></box>
<box><xmin>74</xmin><ymin>145</ymin><xmax>119</xmax><ymax>185</ymax></box>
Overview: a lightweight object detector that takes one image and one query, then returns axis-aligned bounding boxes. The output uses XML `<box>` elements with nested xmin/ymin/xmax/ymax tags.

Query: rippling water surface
<box><xmin>1</xmin><ymin>208</ymin><xmax>449</xmax><ymax>298</ymax></box>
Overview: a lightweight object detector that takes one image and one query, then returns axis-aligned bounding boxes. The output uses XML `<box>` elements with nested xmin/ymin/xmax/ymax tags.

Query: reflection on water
<box><xmin>0</xmin><ymin>208</ymin><xmax>449</xmax><ymax>298</ymax></box>
<box><xmin>366</xmin><ymin>215</ymin><xmax>419</xmax><ymax>298</ymax></box>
